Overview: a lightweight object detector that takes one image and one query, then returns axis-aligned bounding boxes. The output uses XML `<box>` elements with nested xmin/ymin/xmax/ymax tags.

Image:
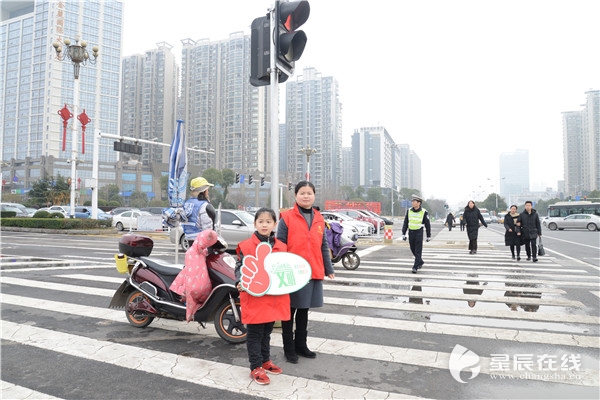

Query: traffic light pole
<box><xmin>269</xmin><ymin>6</ymin><xmax>280</xmax><ymax>215</ymax></box>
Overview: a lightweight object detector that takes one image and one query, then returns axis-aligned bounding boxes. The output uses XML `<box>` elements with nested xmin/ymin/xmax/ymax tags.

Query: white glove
<box><xmin>426</xmin><ymin>237</ymin><xmax>431</xmax><ymax>242</ymax></box>
<box><xmin>402</xmin><ymin>235</ymin><xmax>407</xmax><ymax>241</ymax></box>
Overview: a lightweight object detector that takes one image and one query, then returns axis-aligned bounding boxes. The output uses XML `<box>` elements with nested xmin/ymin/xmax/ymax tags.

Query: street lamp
<box><xmin>52</xmin><ymin>36</ymin><xmax>99</xmax><ymax>217</ymax></box>
<box><xmin>487</xmin><ymin>177</ymin><xmax>506</xmax><ymax>211</ymax></box>
<box><xmin>299</xmin><ymin>146</ymin><xmax>317</xmax><ymax>181</ymax></box>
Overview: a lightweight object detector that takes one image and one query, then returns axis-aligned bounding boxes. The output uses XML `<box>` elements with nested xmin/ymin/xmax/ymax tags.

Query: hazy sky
<box><xmin>122</xmin><ymin>0</ymin><xmax>600</xmax><ymax>206</ymax></box>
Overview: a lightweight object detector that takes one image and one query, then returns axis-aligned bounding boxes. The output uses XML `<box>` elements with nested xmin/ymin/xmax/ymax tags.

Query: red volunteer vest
<box><xmin>281</xmin><ymin>204</ymin><xmax>326</xmax><ymax>280</ymax></box>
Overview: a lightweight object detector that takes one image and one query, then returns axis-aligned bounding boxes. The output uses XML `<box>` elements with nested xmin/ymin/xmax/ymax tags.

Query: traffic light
<box><xmin>288</xmin><ymin>182</ymin><xmax>293</xmax><ymax>191</ymax></box>
<box><xmin>260</xmin><ymin>177</ymin><xmax>265</xmax><ymax>186</ymax></box>
<box><xmin>275</xmin><ymin>0</ymin><xmax>310</xmax><ymax>72</ymax></box>
<box><xmin>250</xmin><ymin>16</ymin><xmax>270</xmax><ymax>87</ymax></box>
<box><xmin>235</xmin><ymin>173</ymin><xmax>240</xmax><ymax>184</ymax></box>
<box><xmin>248</xmin><ymin>175</ymin><xmax>253</xmax><ymax>185</ymax></box>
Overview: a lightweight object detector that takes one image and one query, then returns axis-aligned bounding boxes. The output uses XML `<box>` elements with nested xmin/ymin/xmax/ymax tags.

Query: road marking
<box><xmin>0</xmin><ymin>321</ymin><xmax>419</xmax><ymax>399</ymax></box>
<box><xmin>0</xmin><ymin>380</ymin><xmax>61</xmax><ymax>399</ymax></box>
<box><xmin>2</xmin><ymin>320</ymin><xmax>597</xmax><ymax>388</ymax></box>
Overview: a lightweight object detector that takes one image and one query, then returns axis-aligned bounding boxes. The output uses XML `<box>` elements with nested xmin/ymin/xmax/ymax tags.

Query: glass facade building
<box><xmin>1</xmin><ymin>0</ymin><xmax>123</xmax><ymax>196</ymax></box>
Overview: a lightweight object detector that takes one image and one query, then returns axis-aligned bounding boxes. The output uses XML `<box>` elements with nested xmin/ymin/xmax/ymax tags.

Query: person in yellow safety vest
<box><xmin>401</xmin><ymin>194</ymin><xmax>432</xmax><ymax>273</ymax></box>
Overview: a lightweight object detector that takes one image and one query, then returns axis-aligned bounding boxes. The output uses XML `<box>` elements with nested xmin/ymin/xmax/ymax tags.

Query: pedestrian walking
<box><xmin>445</xmin><ymin>212</ymin><xmax>455</xmax><ymax>231</ymax></box>
<box><xmin>518</xmin><ymin>200</ymin><xmax>542</xmax><ymax>262</ymax></box>
<box><xmin>504</xmin><ymin>205</ymin><xmax>522</xmax><ymax>261</ymax></box>
<box><xmin>401</xmin><ymin>194</ymin><xmax>432</xmax><ymax>273</ymax></box>
<box><xmin>459</xmin><ymin>213</ymin><xmax>466</xmax><ymax>231</ymax></box>
<box><xmin>277</xmin><ymin>181</ymin><xmax>335</xmax><ymax>363</ymax></box>
<box><xmin>235</xmin><ymin>208</ymin><xmax>289</xmax><ymax>385</ymax></box>
<box><xmin>462</xmin><ymin>200</ymin><xmax>487</xmax><ymax>254</ymax></box>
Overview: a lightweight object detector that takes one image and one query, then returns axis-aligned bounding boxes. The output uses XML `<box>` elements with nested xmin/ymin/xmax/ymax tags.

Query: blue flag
<box><xmin>167</xmin><ymin>120</ymin><xmax>188</xmax><ymax>208</ymax></box>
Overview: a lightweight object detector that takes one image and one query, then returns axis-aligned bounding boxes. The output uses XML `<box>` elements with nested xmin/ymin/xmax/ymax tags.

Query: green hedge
<box><xmin>1</xmin><ymin>211</ymin><xmax>17</xmax><ymax>218</ymax></box>
<box><xmin>0</xmin><ymin>217</ymin><xmax>112</xmax><ymax>229</ymax></box>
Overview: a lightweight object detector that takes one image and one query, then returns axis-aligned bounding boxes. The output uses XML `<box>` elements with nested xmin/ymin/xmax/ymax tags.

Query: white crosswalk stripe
<box><xmin>1</xmin><ymin>244</ymin><xmax>599</xmax><ymax>399</ymax></box>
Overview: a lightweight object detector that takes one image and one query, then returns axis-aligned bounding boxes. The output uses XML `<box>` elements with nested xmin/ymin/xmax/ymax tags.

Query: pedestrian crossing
<box><xmin>1</xmin><ymin>243</ymin><xmax>599</xmax><ymax>399</ymax></box>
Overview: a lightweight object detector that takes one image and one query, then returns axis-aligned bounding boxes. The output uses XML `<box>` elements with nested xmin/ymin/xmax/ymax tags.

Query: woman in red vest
<box><xmin>277</xmin><ymin>181</ymin><xmax>335</xmax><ymax>363</ymax></box>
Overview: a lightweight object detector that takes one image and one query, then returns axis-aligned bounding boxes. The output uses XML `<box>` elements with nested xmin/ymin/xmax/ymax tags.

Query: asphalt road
<box><xmin>1</xmin><ymin>226</ymin><xmax>599</xmax><ymax>399</ymax></box>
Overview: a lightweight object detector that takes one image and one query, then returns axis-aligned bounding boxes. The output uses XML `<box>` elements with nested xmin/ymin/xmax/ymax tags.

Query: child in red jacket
<box><xmin>235</xmin><ymin>207</ymin><xmax>289</xmax><ymax>385</ymax></box>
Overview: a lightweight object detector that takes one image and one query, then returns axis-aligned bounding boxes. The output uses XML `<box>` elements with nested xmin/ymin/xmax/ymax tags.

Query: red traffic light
<box><xmin>279</xmin><ymin>0</ymin><xmax>310</xmax><ymax>31</ymax></box>
<box><xmin>276</xmin><ymin>1</ymin><xmax>310</xmax><ymax>69</ymax></box>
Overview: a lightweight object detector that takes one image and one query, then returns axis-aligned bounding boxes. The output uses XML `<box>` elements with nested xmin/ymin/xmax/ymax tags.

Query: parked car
<box><xmin>75</xmin><ymin>206</ymin><xmax>112</xmax><ymax>220</ymax></box>
<box><xmin>1</xmin><ymin>204</ymin><xmax>28</xmax><ymax>217</ymax></box>
<box><xmin>112</xmin><ymin>210</ymin><xmax>153</xmax><ymax>231</ymax></box>
<box><xmin>25</xmin><ymin>207</ymin><xmax>38</xmax><ymax>217</ymax></box>
<box><xmin>361</xmin><ymin>209</ymin><xmax>393</xmax><ymax>225</ymax></box>
<box><xmin>109</xmin><ymin>207</ymin><xmax>140</xmax><ymax>215</ymax></box>
<box><xmin>48</xmin><ymin>205</ymin><xmax>90</xmax><ymax>218</ymax></box>
<box><xmin>140</xmin><ymin>207</ymin><xmax>165</xmax><ymax>215</ymax></box>
<box><xmin>1</xmin><ymin>202</ymin><xmax>29</xmax><ymax>217</ymax></box>
<box><xmin>332</xmin><ymin>209</ymin><xmax>382</xmax><ymax>233</ymax></box>
<box><xmin>545</xmin><ymin>214</ymin><xmax>600</xmax><ymax>231</ymax></box>
<box><xmin>481</xmin><ymin>212</ymin><xmax>492</xmax><ymax>225</ymax></box>
<box><xmin>169</xmin><ymin>209</ymin><xmax>255</xmax><ymax>251</ymax></box>
<box><xmin>321</xmin><ymin>211</ymin><xmax>372</xmax><ymax>236</ymax></box>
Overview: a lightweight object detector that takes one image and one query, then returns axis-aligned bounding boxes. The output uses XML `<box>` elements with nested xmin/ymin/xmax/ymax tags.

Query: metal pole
<box><xmin>69</xmin><ymin>77</ymin><xmax>79</xmax><ymax>218</ymax></box>
<box><xmin>91</xmin><ymin>128</ymin><xmax>100</xmax><ymax>219</ymax></box>
<box><xmin>270</xmin><ymin>6</ymin><xmax>280</xmax><ymax>215</ymax></box>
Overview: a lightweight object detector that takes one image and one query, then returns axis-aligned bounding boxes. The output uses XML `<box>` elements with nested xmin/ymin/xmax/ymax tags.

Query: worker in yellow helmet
<box><xmin>181</xmin><ymin>177</ymin><xmax>216</xmax><ymax>242</ymax></box>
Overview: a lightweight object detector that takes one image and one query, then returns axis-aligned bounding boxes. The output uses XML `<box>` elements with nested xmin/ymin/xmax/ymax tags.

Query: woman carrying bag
<box><xmin>504</xmin><ymin>205</ymin><xmax>523</xmax><ymax>261</ymax></box>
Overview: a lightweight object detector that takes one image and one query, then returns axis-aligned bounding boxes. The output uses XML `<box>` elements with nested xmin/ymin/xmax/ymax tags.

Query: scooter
<box><xmin>325</xmin><ymin>221</ymin><xmax>361</xmax><ymax>270</ymax></box>
<box><xmin>108</xmin><ymin>233</ymin><xmax>247</xmax><ymax>344</ymax></box>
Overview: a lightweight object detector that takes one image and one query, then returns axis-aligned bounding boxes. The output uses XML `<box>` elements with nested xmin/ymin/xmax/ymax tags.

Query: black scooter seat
<box><xmin>139</xmin><ymin>257</ymin><xmax>183</xmax><ymax>277</ymax></box>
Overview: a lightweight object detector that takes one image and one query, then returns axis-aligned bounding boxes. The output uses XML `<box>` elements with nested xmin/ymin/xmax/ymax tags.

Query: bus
<box><xmin>547</xmin><ymin>201</ymin><xmax>600</xmax><ymax>218</ymax></box>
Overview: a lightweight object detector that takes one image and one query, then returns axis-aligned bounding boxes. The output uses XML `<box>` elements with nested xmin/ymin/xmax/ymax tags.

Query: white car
<box><xmin>321</xmin><ymin>211</ymin><xmax>372</xmax><ymax>236</ymax></box>
<box><xmin>112</xmin><ymin>210</ymin><xmax>153</xmax><ymax>231</ymax></box>
<box><xmin>481</xmin><ymin>212</ymin><xmax>492</xmax><ymax>225</ymax></box>
<box><xmin>545</xmin><ymin>214</ymin><xmax>600</xmax><ymax>231</ymax></box>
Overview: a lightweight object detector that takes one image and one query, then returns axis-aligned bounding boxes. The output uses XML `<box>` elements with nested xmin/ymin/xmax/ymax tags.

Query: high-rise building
<box><xmin>285</xmin><ymin>67</ymin><xmax>342</xmax><ymax>198</ymax></box>
<box><xmin>341</xmin><ymin>146</ymin><xmax>353</xmax><ymax>187</ymax></box>
<box><xmin>562</xmin><ymin>110</ymin><xmax>585</xmax><ymax>196</ymax></box>
<box><xmin>562</xmin><ymin>90</ymin><xmax>599</xmax><ymax>196</ymax></box>
<box><xmin>350</xmin><ymin>126</ymin><xmax>420</xmax><ymax>192</ymax></box>
<box><xmin>180</xmin><ymin>33</ymin><xmax>266</xmax><ymax>176</ymax></box>
<box><xmin>1</xmin><ymin>0</ymin><xmax>122</xmax><ymax>198</ymax></box>
<box><xmin>582</xmin><ymin>90</ymin><xmax>599</xmax><ymax>193</ymax></box>
<box><xmin>121</xmin><ymin>43</ymin><xmax>178</xmax><ymax>165</ymax></box>
<box><xmin>499</xmin><ymin>149</ymin><xmax>530</xmax><ymax>204</ymax></box>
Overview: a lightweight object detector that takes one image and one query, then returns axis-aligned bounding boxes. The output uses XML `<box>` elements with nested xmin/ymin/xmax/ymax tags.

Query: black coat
<box><xmin>504</xmin><ymin>212</ymin><xmax>522</xmax><ymax>246</ymax></box>
<box><xmin>463</xmin><ymin>206</ymin><xmax>487</xmax><ymax>240</ymax></box>
<box><xmin>519</xmin><ymin>209</ymin><xmax>541</xmax><ymax>239</ymax></box>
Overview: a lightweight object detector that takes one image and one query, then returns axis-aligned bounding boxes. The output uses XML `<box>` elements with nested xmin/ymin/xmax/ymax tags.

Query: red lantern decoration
<box><xmin>78</xmin><ymin>109</ymin><xmax>91</xmax><ymax>154</ymax></box>
<box><xmin>58</xmin><ymin>104</ymin><xmax>73</xmax><ymax>151</ymax></box>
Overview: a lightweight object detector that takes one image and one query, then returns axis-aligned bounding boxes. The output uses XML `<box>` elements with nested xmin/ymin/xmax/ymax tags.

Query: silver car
<box><xmin>170</xmin><ymin>209</ymin><xmax>255</xmax><ymax>251</ymax></box>
<box><xmin>545</xmin><ymin>214</ymin><xmax>600</xmax><ymax>231</ymax></box>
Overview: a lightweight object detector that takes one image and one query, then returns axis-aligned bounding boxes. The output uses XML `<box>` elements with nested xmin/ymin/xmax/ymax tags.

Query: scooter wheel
<box><xmin>214</xmin><ymin>299</ymin><xmax>247</xmax><ymax>344</ymax></box>
<box><xmin>341</xmin><ymin>252</ymin><xmax>360</xmax><ymax>270</ymax></box>
<box><xmin>125</xmin><ymin>290</ymin><xmax>155</xmax><ymax>328</ymax></box>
